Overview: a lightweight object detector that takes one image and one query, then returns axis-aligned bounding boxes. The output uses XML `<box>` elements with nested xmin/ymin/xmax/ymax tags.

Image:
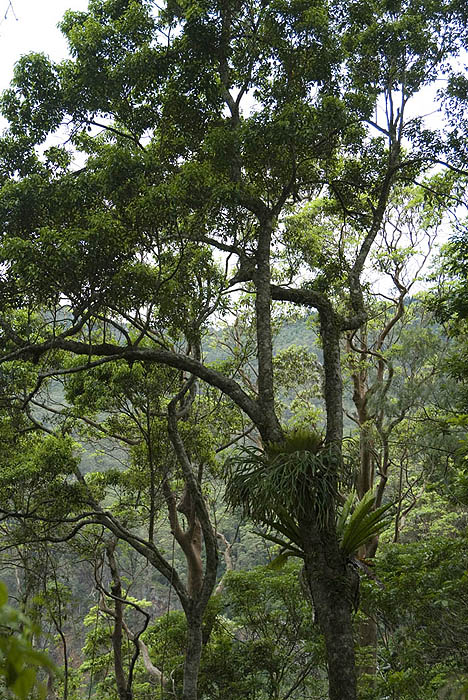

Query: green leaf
<box><xmin>339</xmin><ymin>489</ymin><xmax>393</xmax><ymax>556</ymax></box>
<box><xmin>11</xmin><ymin>667</ymin><xmax>36</xmax><ymax>700</ymax></box>
<box><xmin>0</xmin><ymin>581</ymin><xmax>8</xmax><ymax>607</ymax></box>
<box><xmin>267</xmin><ymin>552</ymin><xmax>295</xmax><ymax>570</ymax></box>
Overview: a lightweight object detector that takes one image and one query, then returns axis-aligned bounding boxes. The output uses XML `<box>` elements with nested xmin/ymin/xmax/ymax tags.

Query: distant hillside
<box><xmin>203</xmin><ymin>313</ymin><xmax>321</xmax><ymax>364</ymax></box>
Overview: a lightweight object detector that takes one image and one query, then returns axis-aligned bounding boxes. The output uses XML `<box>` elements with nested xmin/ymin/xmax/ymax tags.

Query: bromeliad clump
<box><xmin>225</xmin><ymin>428</ymin><xmax>392</xmax><ymax>561</ymax></box>
<box><xmin>225</xmin><ymin>429</ymin><xmax>338</xmax><ymax>548</ymax></box>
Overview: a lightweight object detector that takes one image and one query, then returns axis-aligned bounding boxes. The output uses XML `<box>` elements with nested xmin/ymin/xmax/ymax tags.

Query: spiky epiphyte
<box><xmin>225</xmin><ymin>429</ymin><xmax>338</xmax><ymax>536</ymax></box>
<box><xmin>266</xmin><ymin>428</ymin><xmax>323</xmax><ymax>457</ymax></box>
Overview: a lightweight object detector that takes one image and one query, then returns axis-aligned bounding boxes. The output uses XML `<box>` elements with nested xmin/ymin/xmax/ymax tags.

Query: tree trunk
<box><xmin>315</xmin><ymin>312</ymin><xmax>357</xmax><ymax>699</ymax></box>
<box><xmin>46</xmin><ymin>672</ymin><xmax>58</xmax><ymax>700</ymax></box>
<box><xmin>349</xmin><ymin>348</ymin><xmax>379</xmax><ymax>682</ymax></box>
<box><xmin>357</xmin><ymin>615</ymin><xmax>377</xmax><ymax>679</ymax></box>
<box><xmin>303</xmin><ymin>531</ymin><xmax>357</xmax><ymax>700</ymax></box>
<box><xmin>166</xmin><ymin>402</ymin><xmax>220</xmax><ymax>700</ymax></box>
<box><xmin>254</xmin><ymin>221</ymin><xmax>283</xmax><ymax>443</ymax></box>
<box><xmin>106</xmin><ymin>543</ymin><xmax>132</xmax><ymax>700</ymax></box>
<box><xmin>320</xmin><ymin>310</ymin><xmax>343</xmax><ymax>448</ymax></box>
<box><xmin>182</xmin><ymin>611</ymin><xmax>203</xmax><ymax>700</ymax></box>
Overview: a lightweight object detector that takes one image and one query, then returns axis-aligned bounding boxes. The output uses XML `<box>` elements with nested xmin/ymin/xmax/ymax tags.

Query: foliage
<box><xmin>142</xmin><ymin>563</ymin><xmax>325</xmax><ymax>700</ymax></box>
<box><xmin>0</xmin><ymin>581</ymin><xmax>54</xmax><ymax>700</ymax></box>
<box><xmin>226</xmin><ymin>437</ymin><xmax>393</xmax><ymax>564</ymax></box>
<box><xmin>360</xmin><ymin>532</ymin><xmax>468</xmax><ymax>699</ymax></box>
<box><xmin>0</xmin><ymin>0</ymin><xmax>467</xmax><ymax>697</ymax></box>
<box><xmin>273</xmin><ymin>343</ymin><xmax>323</xmax><ymax>429</ymax></box>
<box><xmin>225</xmin><ymin>429</ymin><xmax>338</xmax><ymax>537</ymax></box>
<box><xmin>337</xmin><ymin>489</ymin><xmax>393</xmax><ymax>556</ymax></box>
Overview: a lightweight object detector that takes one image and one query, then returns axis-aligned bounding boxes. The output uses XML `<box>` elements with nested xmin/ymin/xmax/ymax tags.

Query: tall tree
<box><xmin>0</xmin><ymin>340</ymin><xmax>233</xmax><ymax>700</ymax></box>
<box><xmin>0</xmin><ymin>1</ymin><xmax>467</xmax><ymax>697</ymax></box>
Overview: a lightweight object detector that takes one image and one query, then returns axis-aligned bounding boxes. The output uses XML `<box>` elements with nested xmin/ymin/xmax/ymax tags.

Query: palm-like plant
<box><xmin>225</xmin><ymin>430</ymin><xmax>392</xmax><ymax>563</ymax></box>
<box><xmin>337</xmin><ymin>489</ymin><xmax>392</xmax><ymax>557</ymax></box>
<box><xmin>225</xmin><ymin>429</ymin><xmax>336</xmax><ymax>530</ymax></box>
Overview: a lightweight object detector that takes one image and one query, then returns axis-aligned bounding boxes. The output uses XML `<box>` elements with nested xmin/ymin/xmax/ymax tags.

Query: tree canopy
<box><xmin>0</xmin><ymin>1</ymin><xmax>468</xmax><ymax>699</ymax></box>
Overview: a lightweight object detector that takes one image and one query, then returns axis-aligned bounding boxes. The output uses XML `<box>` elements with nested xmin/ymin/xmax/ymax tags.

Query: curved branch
<box><xmin>167</xmin><ymin>393</ymin><xmax>219</xmax><ymax>609</ymax></box>
<box><xmin>1</xmin><ymin>338</ymin><xmax>274</xmax><ymax>439</ymax></box>
<box><xmin>270</xmin><ymin>284</ymin><xmax>332</xmax><ymax>316</ymax></box>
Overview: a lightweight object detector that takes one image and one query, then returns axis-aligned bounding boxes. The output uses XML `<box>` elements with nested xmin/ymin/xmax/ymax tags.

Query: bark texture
<box><xmin>302</xmin><ymin>529</ymin><xmax>358</xmax><ymax>700</ymax></box>
<box><xmin>316</xmin><ymin>308</ymin><xmax>358</xmax><ymax>699</ymax></box>
<box><xmin>182</xmin><ymin>611</ymin><xmax>204</xmax><ymax>700</ymax></box>
<box><xmin>254</xmin><ymin>221</ymin><xmax>283</xmax><ymax>443</ymax></box>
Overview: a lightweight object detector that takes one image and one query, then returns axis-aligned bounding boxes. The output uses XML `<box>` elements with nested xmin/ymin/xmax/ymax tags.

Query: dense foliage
<box><xmin>0</xmin><ymin>0</ymin><xmax>468</xmax><ymax>699</ymax></box>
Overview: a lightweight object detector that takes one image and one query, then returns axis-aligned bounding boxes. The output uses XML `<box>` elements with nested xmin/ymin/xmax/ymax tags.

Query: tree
<box><xmin>0</xmin><ymin>342</ymin><xmax>236</xmax><ymax>700</ymax></box>
<box><xmin>134</xmin><ymin>562</ymin><xmax>324</xmax><ymax>700</ymax></box>
<box><xmin>360</xmin><ymin>498</ymin><xmax>468</xmax><ymax>699</ymax></box>
<box><xmin>338</xmin><ymin>185</ymin><xmax>443</xmax><ymax>677</ymax></box>
<box><xmin>0</xmin><ymin>581</ymin><xmax>55</xmax><ymax>700</ymax></box>
<box><xmin>1</xmin><ymin>1</ymin><xmax>467</xmax><ymax>698</ymax></box>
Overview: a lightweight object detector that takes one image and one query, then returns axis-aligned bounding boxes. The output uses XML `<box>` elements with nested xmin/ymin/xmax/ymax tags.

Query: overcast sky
<box><xmin>0</xmin><ymin>0</ymin><xmax>88</xmax><ymax>92</ymax></box>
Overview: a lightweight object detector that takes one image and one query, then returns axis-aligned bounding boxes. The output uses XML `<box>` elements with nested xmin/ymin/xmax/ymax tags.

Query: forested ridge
<box><xmin>1</xmin><ymin>1</ymin><xmax>468</xmax><ymax>699</ymax></box>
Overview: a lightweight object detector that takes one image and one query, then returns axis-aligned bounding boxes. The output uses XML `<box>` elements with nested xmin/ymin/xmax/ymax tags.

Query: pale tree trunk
<box><xmin>348</xmin><ymin>338</ymin><xmax>378</xmax><ymax>681</ymax></box>
<box><xmin>46</xmin><ymin>672</ymin><xmax>58</xmax><ymax>700</ymax></box>
<box><xmin>358</xmin><ymin>615</ymin><xmax>378</xmax><ymax>679</ymax></box>
<box><xmin>346</xmin><ymin>311</ymin><xmax>405</xmax><ymax>683</ymax></box>
<box><xmin>166</xmin><ymin>398</ymin><xmax>220</xmax><ymax>700</ymax></box>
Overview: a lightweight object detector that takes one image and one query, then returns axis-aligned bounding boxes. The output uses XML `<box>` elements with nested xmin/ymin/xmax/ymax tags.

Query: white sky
<box><xmin>0</xmin><ymin>0</ymin><xmax>88</xmax><ymax>93</ymax></box>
